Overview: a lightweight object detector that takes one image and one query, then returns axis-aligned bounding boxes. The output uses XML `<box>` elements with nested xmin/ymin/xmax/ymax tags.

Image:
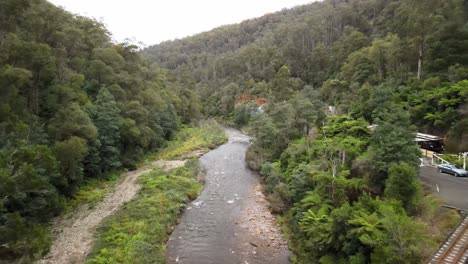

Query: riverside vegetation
<box><xmin>1</xmin><ymin>0</ymin><xmax>467</xmax><ymax>263</ymax></box>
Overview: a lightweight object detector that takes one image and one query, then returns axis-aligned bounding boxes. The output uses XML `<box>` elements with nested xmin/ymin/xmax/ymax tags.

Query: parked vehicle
<box><xmin>437</xmin><ymin>163</ymin><xmax>468</xmax><ymax>177</ymax></box>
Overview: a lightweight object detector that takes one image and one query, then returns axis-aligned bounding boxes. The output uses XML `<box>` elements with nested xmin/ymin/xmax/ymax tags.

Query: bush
<box><xmin>384</xmin><ymin>162</ymin><xmax>423</xmax><ymax>213</ymax></box>
<box><xmin>155</xmin><ymin>120</ymin><xmax>227</xmax><ymax>160</ymax></box>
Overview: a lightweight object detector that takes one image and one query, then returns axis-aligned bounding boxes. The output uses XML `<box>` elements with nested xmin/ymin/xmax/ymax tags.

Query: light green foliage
<box><xmin>86</xmin><ymin>162</ymin><xmax>203</xmax><ymax>264</ymax></box>
<box><xmin>66</xmin><ymin>174</ymin><xmax>119</xmax><ymax>211</ymax></box>
<box><xmin>155</xmin><ymin>120</ymin><xmax>227</xmax><ymax>160</ymax></box>
<box><xmin>322</xmin><ymin>116</ymin><xmax>370</xmax><ymax>139</ymax></box>
<box><xmin>349</xmin><ymin>197</ymin><xmax>434</xmax><ymax>264</ymax></box>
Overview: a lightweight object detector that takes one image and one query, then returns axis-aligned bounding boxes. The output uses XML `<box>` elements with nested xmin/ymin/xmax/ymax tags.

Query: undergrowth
<box><xmin>86</xmin><ymin>161</ymin><xmax>203</xmax><ymax>264</ymax></box>
<box><xmin>154</xmin><ymin>119</ymin><xmax>227</xmax><ymax>160</ymax></box>
<box><xmin>65</xmin><ymin>173</ymin><xmax>120</xmax><ymax>212</ymax></box>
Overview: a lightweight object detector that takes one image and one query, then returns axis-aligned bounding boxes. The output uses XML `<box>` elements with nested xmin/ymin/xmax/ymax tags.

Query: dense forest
<box><xmin>144</xmin><ymin>0</ymin><xmax>468</xmax><ymax>263</ymax></box>
<box><xmin>0</xmin><ymin>0</ymin><xmax>202</xmax><ymax>262</ymax></box>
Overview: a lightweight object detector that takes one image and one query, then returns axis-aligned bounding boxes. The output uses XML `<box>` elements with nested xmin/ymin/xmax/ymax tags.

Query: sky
<box><xmin>48</xmin><ymin>0</ymin><xmax>315</xmax><ymax>46</ymax></box>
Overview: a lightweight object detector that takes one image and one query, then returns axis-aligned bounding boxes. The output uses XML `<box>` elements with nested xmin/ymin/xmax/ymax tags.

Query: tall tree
<box><xmin>405</xmin><ymin>0</ymin><xmax>443</xmax><ymax>79</ymax></box>
<box><xmin>93</xmin><ymin>87</ymin><xmax>121</xmax><ymax>174</ymax></box>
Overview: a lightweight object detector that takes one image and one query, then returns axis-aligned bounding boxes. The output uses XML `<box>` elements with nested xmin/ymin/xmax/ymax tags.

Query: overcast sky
<box><xmin>48</xmin><ymin>0</ymin><xmax>315</xmax><ymax>46</ymax></box>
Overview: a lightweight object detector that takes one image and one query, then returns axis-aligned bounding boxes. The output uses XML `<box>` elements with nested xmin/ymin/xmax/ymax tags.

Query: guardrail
<box><xmin>442</xmin><ymin>204</ymin><xmax>468</xmax><ymax>215</ymax></box>
<box><xmin>432</xmin><ymin>153</ymin><xmax>450</xmax><ymax>166</ymax></box>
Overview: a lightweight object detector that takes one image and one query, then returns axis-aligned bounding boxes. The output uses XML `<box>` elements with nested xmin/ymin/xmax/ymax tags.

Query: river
<box><xmin>166</xmin><ymin>128</ymin><xmax>290</xmax><ymax>264</ymax></box>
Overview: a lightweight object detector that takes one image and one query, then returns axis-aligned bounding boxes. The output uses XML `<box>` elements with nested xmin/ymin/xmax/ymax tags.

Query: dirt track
<box><xmin>36</xmin><ymin>159</ymin><xmax>187</xmax><ymax>264</ymax></box>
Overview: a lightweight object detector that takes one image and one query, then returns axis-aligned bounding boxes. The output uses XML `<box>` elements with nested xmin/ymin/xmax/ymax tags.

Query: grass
<box><xmin>150</xmin><ymin>119</ymin><xmax>227</xmax><ymax>161</ymax></box>
<box><xmin>86</xmin><ymin>161</ymin><xmax>203</xmax><ymax>264</ymax></box>
<box><xmin>65</xmin><ymin>173</ymin><xmax>121</xmax><ymax>212</ymax></box>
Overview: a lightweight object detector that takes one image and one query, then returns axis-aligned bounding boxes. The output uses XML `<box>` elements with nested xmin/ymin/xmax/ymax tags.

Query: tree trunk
<box><xmin>341</xmin><ymin>150</ymin><xmax>346</xmax><ymax>166</ymax></box>
<box><xmin>331</xmin><ymin>160</ymin><xmax>336</xmax><ymax>202</ymax></box>
<box><xmin>417</xmin><ymin>36</ymin><xmax>424</xmax><ymax>80</ymax></box>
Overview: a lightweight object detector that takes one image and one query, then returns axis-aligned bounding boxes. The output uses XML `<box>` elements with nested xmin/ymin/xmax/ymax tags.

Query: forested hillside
<box><xmin>144</xmin><ymin>0</ymin><xmax>468</xmax><ymax>263</ymax></box>
<box><xmin>0</xmin><ymin>0</ymin><xmax>200</xmax><ymax>262</ymax></box>
<box><xmin>144</xmin><ymin>0</ymin><xmax>468</xmax><ymax>151</ymax></box>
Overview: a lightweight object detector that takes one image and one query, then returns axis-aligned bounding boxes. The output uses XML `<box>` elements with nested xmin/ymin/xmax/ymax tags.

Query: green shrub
<box><xmin>151</xmin><ymin>120</ymin><xmax>227</xmax><ymax>160</ymax></box>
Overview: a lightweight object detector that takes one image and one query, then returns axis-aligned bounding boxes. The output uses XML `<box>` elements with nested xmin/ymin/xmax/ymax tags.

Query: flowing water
<box><xmin>166</xmin><ymin>128</ymin><xmax>290</xmax><ymax>264</ymax></box>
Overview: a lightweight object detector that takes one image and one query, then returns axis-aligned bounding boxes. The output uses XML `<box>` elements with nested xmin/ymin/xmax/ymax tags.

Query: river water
<box><xmin>166</xmin><ymin>128</ymin><xmax>290</xmax><ymax>264</ymax></box>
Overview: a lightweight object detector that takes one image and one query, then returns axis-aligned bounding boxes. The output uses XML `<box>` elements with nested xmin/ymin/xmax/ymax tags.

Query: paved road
<box><xmin>419</xmin><ymin>166</ymin><xmax>468</xmax><ymax>210</ymax></box>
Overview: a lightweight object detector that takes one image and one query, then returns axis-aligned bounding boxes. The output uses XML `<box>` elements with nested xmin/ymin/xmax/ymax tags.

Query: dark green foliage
<box><xmin>93</xmin><ymin>88</ymin><xmax>121</xmax><ymax>174</ymax></box>
<box><xmin>48</xmin><ymin>103</ymin><xmax>97</xmax><ymax>142</ymax></box>
<box><xmin>0</xmin><ymin>212</ymin><xmax>51</xmax><ymax>263</ymax></box>
<box><xmin>233</xmin><ymin>103</ymin><xmax>257</xmax><ymax>127</ymax></box>
<box><xmin>369</xmin><ymin>109</ymin><xmax>421</xmax><ymax>191</ymax></box>
<box><xmin>0</xmin><ymin>145</ymin><xmax>60</xmax><ymax>262</ymax></box>
<box><xmin>385</xmin><ymin>162</ymin><xmax>422</xmax><ymax>213</ymax></box>
<box><xmin>54</xmin><ymin>136</ymin><xmax>89</xmax><ymax>195</ymax></box>
<box><xmin>1</xmin><ymin>145</ymin><xmax>63</xmax><ymax>220</ymax></box>
<box><xmin>247</xmin><ymin>113</ymin><xmax>278</xmax><ymax>168</ymax></box>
